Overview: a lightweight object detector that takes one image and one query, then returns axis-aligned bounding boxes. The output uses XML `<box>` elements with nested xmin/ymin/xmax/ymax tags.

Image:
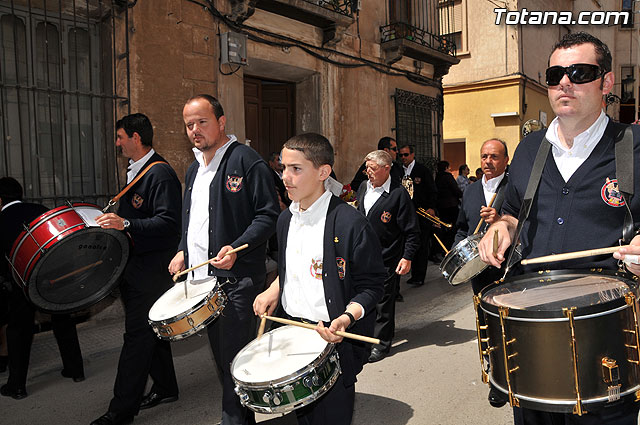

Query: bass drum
<box><xmin>9</xmin><ymin>203</ymin><xmax>130</xmax><ymax>313</ymax></box>
<box><xmin>479</xmin><ymin>270</ymin><xmax>640</xmax><ymax>413</ymax></box>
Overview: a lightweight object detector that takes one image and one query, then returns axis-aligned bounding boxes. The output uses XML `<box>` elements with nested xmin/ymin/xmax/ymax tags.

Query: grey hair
<box><xmin>364</xmin><ymin>150</ymin><xmax>392</xmax><ymax>167</ymax></box>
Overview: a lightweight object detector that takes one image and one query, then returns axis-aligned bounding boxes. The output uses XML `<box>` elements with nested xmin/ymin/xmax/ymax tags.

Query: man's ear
<box><xmin>319</xmin><ymin>164</ymin><xmax>332</xmax><ymax>180</ymax></box>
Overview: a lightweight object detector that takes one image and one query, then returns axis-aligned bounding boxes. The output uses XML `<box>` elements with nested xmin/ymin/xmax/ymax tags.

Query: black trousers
<box><xmin>296</xmin><ymin>373</ymin><xmax>355</xmax><ymax>425</ymax></box>
<box><xmin>408</xmin><ymin>218</ymin><xmax>431</xmax><ymax>284</ymax></box>
<box><xmin>207</xmin><ymin>275</ymin><xmax>263</xmax><ymax>425</ymax></box>
<box><xmin>513</xmin><ymin>399</ymin><xmax>639</xmax><ymax>425</ymax></box>
<box><xmin>108</xmin><ymin>254</ymin><xmax>178</xmax><ymax>419</ymax></box>
<box><xmin>5</xmin><ymin>284</ymin><xmax>83</xmax><ymax>389</ymax></box>
<box><xmin>372</xmin><ymin>265</ymin><xmax>399</xmax><ymax>352</ymax></box>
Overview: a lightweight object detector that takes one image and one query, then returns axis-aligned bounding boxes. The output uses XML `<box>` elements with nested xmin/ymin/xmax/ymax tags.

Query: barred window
<box><xmin>0</xmin><ymin>1</ymin><xmax>127</xmax><ymax>208</ymax></box>
<box><xmin>394</xmin><ymin>88</ymin><xmax>442</xmax><ymax>171</ymax></box>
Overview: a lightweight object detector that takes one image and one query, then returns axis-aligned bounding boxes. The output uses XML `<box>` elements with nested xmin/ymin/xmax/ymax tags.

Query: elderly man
<box><xmin>479</xmin><ymin>32</ymin><xmax>640</xmax><ymax>425</ymax></box>
<box><xmin>350</xmin><ymin>137</ymin><xmax>402</xmax><ymax>192</ymax></box>
<box><xmin>453</xmin><ymin>138</ymin><xmax>509</xmax><ymax>408</ymax></box>
<box><xmin>356</xmin><ymin>150</ymin><xmax>420</xmax><ymax>362</ymax></box>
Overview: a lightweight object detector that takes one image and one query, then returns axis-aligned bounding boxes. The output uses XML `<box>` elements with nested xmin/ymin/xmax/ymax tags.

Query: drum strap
<box><xmin>102</xmin><ymin>161</ymin><xmax>168</xmax><ymax>212</ymax></box>
<box><xmin>503</xmin><ymin>138</ymin><xmax>551</xmax><ymax>274</ymax></box>
<box><xmin>614</xmin><ymin>125</ymin><xmax>634</xmax><ymax>243</ymax></box>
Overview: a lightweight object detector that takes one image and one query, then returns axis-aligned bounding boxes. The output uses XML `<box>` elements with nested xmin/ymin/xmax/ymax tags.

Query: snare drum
<box><xmin>231</xmin><ymin>325</ymin><xmax>341</xmax><ymax>414</ymax></box>
<box><xmin>441</xmin><ymin>234</ymin><xmax>521</xmax><ymax>286</ymax></box>
<box><xmin>9</xmin><ymin>203</ymin><xmax>130</xmax><ymax>313</ymax></box>
<box><xmin>148</xmin><ymin>277</ymin><xmax>226</xmax><ymax>341</ymax></box>
<box><xmin>479</xmin><ymin>270</ymin><xmax>640</xmax><ymax>413</ymax></box>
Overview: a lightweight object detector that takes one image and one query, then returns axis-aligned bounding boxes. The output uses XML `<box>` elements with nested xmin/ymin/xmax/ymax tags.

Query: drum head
<box><xmin>27</xmin><ymin>228</ymin><xmax>130</xmax><ymax>313</ymax></box>
<box><xmin>481</xmin><ymin>270</ymin><xmax>636</xmax><ymax>319</ymax></box>
<box><xmin>148</xmin><ymin>277</ymin><xmax>218</xmax><ymax>321</ymax></box>
<box><xmin>232</xmin><ymin>325</ymin><xmax>328</xmax><ymax>384</ymax></box>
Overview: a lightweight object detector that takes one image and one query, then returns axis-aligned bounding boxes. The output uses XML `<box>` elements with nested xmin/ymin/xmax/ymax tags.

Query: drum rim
<box><xmin>26</xmin><ymin>227</ymin><xmax>130</xmax><ymax>313</ymax></box>
<box><xmin>479</xmin><ymin>269</ymin><xmax>637</xmax><ymax>319</ymax></box>
<box><xmin>231</xmin><ymin>325</ymin><xmax>336</xmax><ymax>388</ymax></box>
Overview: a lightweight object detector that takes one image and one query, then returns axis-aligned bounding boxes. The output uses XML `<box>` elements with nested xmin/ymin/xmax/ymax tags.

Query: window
<box><xmin>0</xmin><ymin>2</ymin><xmax>126</xmax><ymax>207</ymax></box>
<box><xmin>394</xmin><ymin>88</ymin><xmax>442</xmax><ymax>169</ymax></box>
<box><xmin>622</xmin><ymin>0</ymin><xmax>634</xmax><ymax>28</ymax></box>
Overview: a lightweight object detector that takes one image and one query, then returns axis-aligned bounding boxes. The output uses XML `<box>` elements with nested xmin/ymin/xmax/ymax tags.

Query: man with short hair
<box><xmin>479</xmin><ymin>32</ymin><xmax>640</xmax><ymax>425</ymax></box>
<box><xmin>92</xmin><ymin>113</ymin><xmax>182</xmax><ymax>425</ymax></box>
<box><xmin>350</xmin><ymin>136</ymin><xmax>402</xmax><ymax>192</ymax></box>
<box><xmin>169</xmin><ymin>95</ymin><xmax>279</xmax><ymax>425</ymax></box>
<box><xmin>454</xmin><ymin>138</ymin><xmax>509</xmax><ymax>408</ymax></box>
<box><xmin>398</xmin><ymin>145</ymin><xmax>437</xmax><ymax>286</ymax></box>
<box><xmin>254</xmin><ymin>133</ymin><xmax>385</xmax><ymax>424</ymax></box>
<box><xmin>356</xmin><ymin>150</ymin><xmax>419</xmax><ymax>362</ymax></box>
<box><xmin>456</xmin><ymin>164</ymin><xmax>471</xmax><ymax>193</ymax></box>
<box><xmin>0</xmin><ymin>178</ymin><xmax>84</xmax><ymax>400</ymax></box>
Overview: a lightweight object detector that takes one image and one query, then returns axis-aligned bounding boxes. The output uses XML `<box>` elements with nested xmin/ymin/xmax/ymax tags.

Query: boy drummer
<box><xmin>253</xmin><ymin>133</ymin><xmax>385</xmax><ymax>424</ymax></box>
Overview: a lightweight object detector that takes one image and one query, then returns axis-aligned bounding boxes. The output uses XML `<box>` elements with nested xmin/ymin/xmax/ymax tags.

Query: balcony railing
<box><xmin>380</xmin><ymin>21</ymin><xmax>456</xmax><ymax>56</ymax></box>
<box><xmin>302</xmin><ymin>0</ymin><xmax>354</xmax><ymax>17</ymax></box>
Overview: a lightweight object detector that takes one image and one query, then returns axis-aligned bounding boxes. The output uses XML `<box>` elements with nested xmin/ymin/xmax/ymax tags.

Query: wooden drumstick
<box><xmin>261</xmin><ymin>314</ymin><xmax>381</xmax><ymax>345</ymax></box>
<box><xmin>49</xmin><ymin>260</ymin><xmax>103</xmax><ymax>285</ymax></box>
<box><xmin>473</xmin><ymin>193</ymin><xmax>498</xmax><ymax>235</ymax></box>
<box><xmin>492</xmin><ymin>229</ymin><xmax>499</xmax><ymax>257</ymax></box>
<box><xmin>173</xmin><ymin>244</ymin><xmax>249</xmax><ymax>282</ymax></box>
<box><xmin>521</xmin><ymin>245</ymin><xmax>630</xmax><ymax>265</ymax></box>
<box><xmin>257</xmin><ymin>315</ymin><xmax>267</xmax><ymax>340</ymax></box>
<box><xmin>433</xmin><ymin>233</ymin><xmax>449</xmax><ymax>255</ymax></box>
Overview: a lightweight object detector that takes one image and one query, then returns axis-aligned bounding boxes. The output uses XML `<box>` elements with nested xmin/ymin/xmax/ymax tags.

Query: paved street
<box><xmin>1</xmin><ymin>263</ymin><xmax>512</xmax><ymax>425</ymax></box>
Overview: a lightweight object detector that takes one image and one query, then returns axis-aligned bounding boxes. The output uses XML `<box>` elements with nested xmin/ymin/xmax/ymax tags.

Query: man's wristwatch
<box><xmin>343</xmin><ymin>311</ymin><xmax>356</xmax><ymax>330</ymax></box>
<box><xmin>123</xmin><ymin>219</ymin><xmax>131</xmax><ymax>230</ymax></box>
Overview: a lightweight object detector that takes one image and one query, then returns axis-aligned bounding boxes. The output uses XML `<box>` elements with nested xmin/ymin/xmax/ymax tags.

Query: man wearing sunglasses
<box><xmin>478</xmin><ymin>32</ymin><xmax>640</xmax><ymax>425</ymax></box>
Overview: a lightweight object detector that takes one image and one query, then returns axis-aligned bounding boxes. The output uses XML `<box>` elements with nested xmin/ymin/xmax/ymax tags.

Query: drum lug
<box><xmin>602</xmin><ymin>357</ymin><xmax>622</xmax><ymax>402</ymax></box>
<box><xmin>563</xmin><ymin>307</ymin><xmax>586</xmax><ymax>416</ymax></box>
<box><xmin>498</xmin><ymin>307</ymin><xmax>519</xmax><ymax>407</ymax></box>
<box><xmin>234</xmin><ymin>386</ymin><xmax>249</xmax><ymax>404</ymax></box>
<box><xmin>623</xmin><ymin>292</ymin><xmax>640</xmax><ymax>367</ymax></box>
<box><xmin>187</xmin><ymin>317</ymin><xmax>195</xmax><ymax>328</ymax></box>
<box><xmin>473</xmin><ymin>295</ymin><xmax>491</xmax><ymax>385</ymax></box>
<box><xmin>303</xmin><ymin>373</ymin><xmax>320</xmax><ymax>389</ymax></box>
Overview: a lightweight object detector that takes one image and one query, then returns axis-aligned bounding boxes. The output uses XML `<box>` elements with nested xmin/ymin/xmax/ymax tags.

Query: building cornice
<box><xmin>444</xmin><ymin>74</ymin><xmax>547</xmax><ymax>95</ymax></box>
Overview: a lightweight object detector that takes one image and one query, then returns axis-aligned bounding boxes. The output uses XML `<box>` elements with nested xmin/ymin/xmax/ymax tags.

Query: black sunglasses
<box><xmin>399</xmin><ymin>153</ymin><xmax>411</xmax><ymax>157</ymax></box>
<box><xmin>389</xmin><ymin>146</ymin><xmax>397</xmax><ymax>151</ymax></box>
<box><xmin>545</xmin><ymin>64</ymin><xmax>604</xmax><ymax>86</ymax></box>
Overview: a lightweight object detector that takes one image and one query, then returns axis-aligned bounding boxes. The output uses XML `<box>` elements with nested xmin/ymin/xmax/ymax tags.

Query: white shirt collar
<box><xmin>482</xmin><ymin>172</ymin><xmax>506</xmax><ymax>193</ymax></box>
<box><xmin>403</xmin><ymin>160</ymin><xmax>415</xmax><ymax>176</ymax></box>
<box><xmin>366</xmin><ymin>175</ymin><xmax>391</xmax><ymax>193</ymax></box>
<box><xmin>289</xmin><ymin>190</ymin><xmax>332</xmax><ymax>225</ymax></box>
<box><xmin>192</xmin><ymin>135</ymin><xmax>236</xmax><ymax>169</ymax></box>
<box><xmin>1</xmin><ymin>200</ymin><xmax>21</xmax><ymax>211</ymax></box>
<box><xmin>545</xmin><ymin>110</ymin><xmax>608</xmax><ymax>153</ymax></box>
<box><xmin>127</xmin><ymin>148</ymin><xmax>155</xmax><ymax>184</ymax></box>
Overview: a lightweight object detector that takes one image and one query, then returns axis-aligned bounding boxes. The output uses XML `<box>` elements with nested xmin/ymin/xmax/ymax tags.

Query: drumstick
<box><xmin>521</xmin><ymin>245</ymin><xmax>630</xmax><ymax>265</ymax></box>
<box><xmin>473</xmin><ymin>193</ymin><xmax>498</xmax><ymax>235</ymax></box>
<box><xmin>433</xmin><ymin>234</ymin><xmax>449</xmax><ymax>255</ymax></box>
<box><xmin>492</xmin><ymin>230</ymin><xmax>499</xmax><ymax>257</ymax></box>
<box><xmin>173</xmin><ymin>244</ymin><xmax>249</xmax><ymax>282</ymax></box>
<box><xmin>261</xmin><ymin>314</ymin><xmax>381</xmax><ymax>345</ymax></box>
<box><xmin>48</xmin><ymin>260</ymin><xmax>103</xmax><ymax>285</ymax></box>
<box><xmin>257</xmin><ymin>316</ymin><xmax>267</xmax><ymax>339</ymax></box>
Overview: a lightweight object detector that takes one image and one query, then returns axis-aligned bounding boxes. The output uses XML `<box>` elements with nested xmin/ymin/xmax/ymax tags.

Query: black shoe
<box><xmin>368</xmin><ymin>347</ymin><xmax>389</xmax><ymax>363</ymax></box>
<box><xmin>90</xmin><ymin>411</ymin><xmax>134</xmax><ymax>425</ymax></box>
<box><xmin>406</xmin><ymin>280</ymin><xmax>424</xmax><ymax>287</ymax></box>
<box><xmin>139</xmin><ymin>391</ymin><xmax>178</xmax><ymax>410</ymax></box>
<box><xmin>488</xmin><ymin>386</ymin><xmax>507</xmax><ymax>408</ymax></box>
<box><xmin>61</xmin><ymin>369</ymin><xmax>85</xmax><ymax>382</ymax></box>
<box><xmin>0</xmin><ymin>384</ymin><xmax>27</xmax><ymax>400</ymax></box>
<box><xmin>395</xmin><ymin>292</ymin><xmax>404</xmax><ymax>302</ymax></box>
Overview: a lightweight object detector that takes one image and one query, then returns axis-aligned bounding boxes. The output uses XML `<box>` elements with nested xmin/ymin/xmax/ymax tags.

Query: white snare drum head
<box><xmin>148</xmin><ymin>277</ymin><xmax>217</xmax><ymax>321</ymax></box>
<box><xmin>73</xmin><ymin>205</ymin><xmax>103</xmax><ymax>227</ymax></box>
<box><xmin>232</xmin><ymin>325</ymin><xmax>327</xmax><ymax>383</ymax></box>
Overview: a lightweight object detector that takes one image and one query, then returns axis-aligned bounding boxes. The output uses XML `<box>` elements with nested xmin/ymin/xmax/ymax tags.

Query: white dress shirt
<box><xmin>187</xmin><ymin>135</ymin><xmax>236</xmax><ymax>280</ymax></box>
<box><xmin>481</xmin><ymin>172</ymin><xmax>506</xmax><ymax>206</ymax></box>
<box><xmin>545</xmin><ymin>110</ymin><xmax>608</xmax><ymax>182</ymax></box>
<box><xmin>403</xmin><ymin>160</ymin><xmax>415</xmax><ymax>176</ymax></box>
<box><xmin>126</xmin><ymin>148</ymin><xmax>155</xmax><ymax>184</ymax></box>
<box><xmin>282</xmin><ymin>190</ymin><xmax>332</xmax><ymax>322</ymax></box>
<box><xmin>363</xmin><ymin>176</ymin><xmax>391</xmax><ymax>215</ymax></box>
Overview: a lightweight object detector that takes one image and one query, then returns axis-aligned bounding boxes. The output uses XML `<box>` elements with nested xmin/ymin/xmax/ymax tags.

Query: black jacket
<box><xmin>454</xmin><ymin>176</ymin><xmax>508</xmax><ymax>245</ymax></box>
<box><xmin>117</xmin><ymin>152</ymin><xmax>182</xmax><ymax>256</ymax></box>
<box><xmin>435</xmin><ymin>171</ymin><xmax>462</xmax><ymax>209</ymax></box>
<box><xmin>277</xmin><ymin>195</ymin><xmax>385</xmax><ymax>385</ymax></box>
<box><xmin>406</xmin><ymin>161</ymin><xmax>437</xmax><ymax>211</ymax></box>
<box><xmin>356</xmin><ymin>180</ymin><xmax>420</xmax><ymax>266</ymax></box>
<box><xmin>179</xmin><ymin>141</ymin><xmax>280</xmax><ymax>278</ymax></box>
